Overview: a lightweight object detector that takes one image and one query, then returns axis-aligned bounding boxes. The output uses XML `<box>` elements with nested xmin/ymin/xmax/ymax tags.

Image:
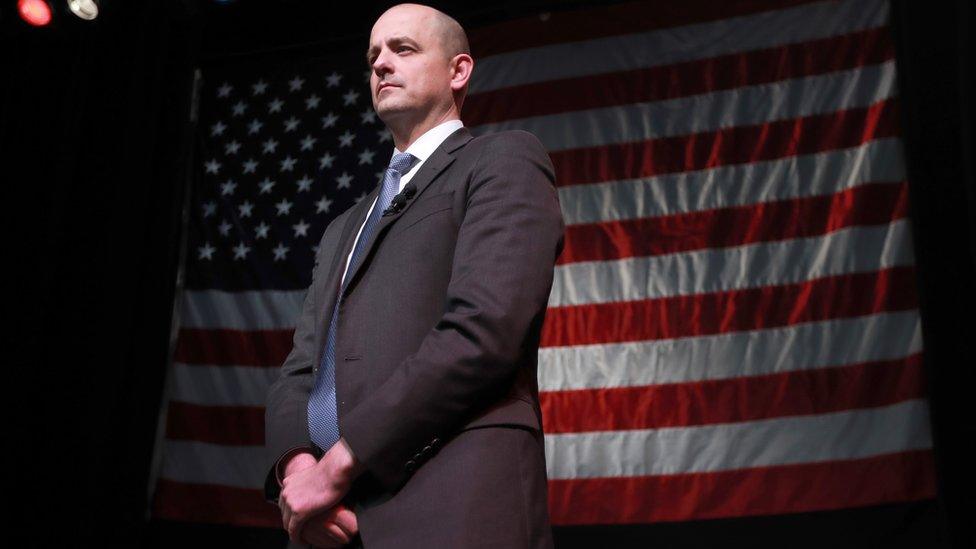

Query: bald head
<box><xmin>379</xmin><ymin>3</ymin><xmax>469</xmax><ymax>61</ymax></box>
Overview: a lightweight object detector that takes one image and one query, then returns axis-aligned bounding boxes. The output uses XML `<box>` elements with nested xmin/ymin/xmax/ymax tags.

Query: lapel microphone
<box><xmin>382</xmin><ymin>183</ymin><xmax>418</xmax><ymax>216</ymax></box>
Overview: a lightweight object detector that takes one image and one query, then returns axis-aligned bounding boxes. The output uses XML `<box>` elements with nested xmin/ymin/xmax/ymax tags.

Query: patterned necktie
<box><xmin>307</xmin><ymin>151</ymin><xmax>417</xmax><ymax>451</ymax></box>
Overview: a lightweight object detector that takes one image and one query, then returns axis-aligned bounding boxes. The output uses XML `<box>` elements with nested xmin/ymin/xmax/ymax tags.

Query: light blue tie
<box><xmin>307</xmin><ymin>151</ymin><xmax>417</xmax><ymax>451</ymax></box>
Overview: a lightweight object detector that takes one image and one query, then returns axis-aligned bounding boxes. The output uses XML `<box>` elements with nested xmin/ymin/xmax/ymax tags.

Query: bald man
<box><xmin>264</xmin><ymin>4</ymin><xmax>563</xmax><ymax>547</ymax></box>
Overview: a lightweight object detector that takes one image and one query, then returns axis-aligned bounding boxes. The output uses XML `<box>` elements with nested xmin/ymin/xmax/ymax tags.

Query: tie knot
<box><xmin>388</xmin><ymin>152</ymin><xmax>416</xmax><ymax>175</ymax></box>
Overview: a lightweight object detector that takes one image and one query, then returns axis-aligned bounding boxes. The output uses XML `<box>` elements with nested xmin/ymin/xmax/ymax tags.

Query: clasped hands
<box><xmin>279</xmin><ymin>439</ymin><xmax>365</xmax><ymax>547</ymax></box>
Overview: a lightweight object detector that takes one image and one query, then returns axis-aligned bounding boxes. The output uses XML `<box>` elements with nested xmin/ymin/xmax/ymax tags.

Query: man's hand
<box><xmin>280</xmin><ymin>438</ymin><xmax>365</xmax><ymax>542</ymax></box>
<box><xmin>299</xmin><ymin>503</ymin><xmax>359</xmax><ymax>548</ymax></box>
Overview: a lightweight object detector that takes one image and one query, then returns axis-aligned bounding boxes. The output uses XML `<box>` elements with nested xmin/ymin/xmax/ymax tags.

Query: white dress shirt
<box><xmin>339</xmin><ymin>118</ymin><xmax>465</xmax><ymax>286</ymax></box>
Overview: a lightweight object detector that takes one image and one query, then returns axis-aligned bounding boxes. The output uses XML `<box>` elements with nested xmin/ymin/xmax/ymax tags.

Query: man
<box><xmin>264</xmin><ymin>3</ymin><xmax>564</xmax><ymax>547</ymax></box>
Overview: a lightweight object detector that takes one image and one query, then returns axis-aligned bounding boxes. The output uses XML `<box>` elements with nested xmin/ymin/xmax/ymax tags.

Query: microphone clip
<box><xmin>382</xmin><ymin>183</ymin><xmax>418</xmax><ymax>216</ymax></box>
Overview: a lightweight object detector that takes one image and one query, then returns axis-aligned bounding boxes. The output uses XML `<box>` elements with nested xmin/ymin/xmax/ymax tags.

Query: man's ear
<box><xmin>450</xmin><ymin>53</ymin><xmax>474</xmax><ymax>93</ymax></box>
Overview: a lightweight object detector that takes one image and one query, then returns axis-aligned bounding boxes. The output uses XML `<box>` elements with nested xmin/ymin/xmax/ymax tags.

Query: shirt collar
<box><xmin>392</xmin><ymin>119</ymin><xmax>465</xmax><ymax>162</ymax></box>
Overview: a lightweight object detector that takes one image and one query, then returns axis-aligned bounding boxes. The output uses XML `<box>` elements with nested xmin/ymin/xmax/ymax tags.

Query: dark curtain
<box><xmin>890</xmin><ymin>1</ymin><xmax>976</xmax><ymax>549</ymax></box>
<box><xmin>5</xmin><ymin>1</ymin><xmax>200</xmax><ymax>545</ymax></box>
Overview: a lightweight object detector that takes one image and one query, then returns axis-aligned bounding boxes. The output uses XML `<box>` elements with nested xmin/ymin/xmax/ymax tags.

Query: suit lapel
<box><xmin>341</xmin><ymin>126</ymin><xmax>473</xmax><ymax>294</ymax></box>
<box><xmin>312</xmin><ymin>194</ymin><xmax>376</xmax><ymax>364</ymax></box>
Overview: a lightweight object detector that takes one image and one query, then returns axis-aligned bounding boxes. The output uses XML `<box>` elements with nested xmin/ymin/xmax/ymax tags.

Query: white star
<box><xmin>300</xmin><ymin>134</ymin><xmax>317</xmax><ymax>151</ymax></box>
<box><xmin>315</xmin><ymin>195</ymin><xmax>333</xmax><ymax>213</ymax></box>
<box><xmin>210</xmin><ymin>121</ymin><xmax>227</xmax><ymax>136</ymax></box>
<box><xmin>217</xmin><ymin>83</ymin><xmax>232</xmax><ymax>98</ymax></box>
<box><xmin>268</xmin><ymin>98</ymin><xmax>284</xmax><ymax>113</ymax></box>
<box><xmin>336</xmin><ymin>171</ymin><xmax>353</xmax><ymax>189</ymax></box>
<box><xmin>355</xmin><ymin>191</ymin><xmax>369</xmax><ymax>202</ymax></box>
<box><xmin>279</xmin><ymin>155</ymin><xmax>297</xmax><ymax>172</ymax></box>
<box><xmin>319</xmin><ymin>152</ymin><xmax>336</xmax><ymax>169</ymax></box>
<box><xmin>258</xmin><ymin>177</ymin><xmax>275</xmax><ymax>194</ymax></box>
<box><xmin>272</xmin><ymin>242</ymin><xmax>289</xmax><ymax>261</ymax></box>
<box><xmin>231</xmin><ymin>100</ymin><xmax>247</xmax><ymax>116</ymax></box>
<box><xmin>204</xmin><ymin>159</ymin><xmax>221</xmax><ymax>174</ymax></box>
<box><xmin>360</xmin><ymin>109</ymin><xmax>377</xmax><ymax>124</ymax></box>
<box><xmin>342</xmin><ymin>89</ymin><xmax>360</xmax><ymax>106</ymax></box>
<box><xmin>275</xmin><ymin>198</ymin><xmax>293</xmax><ymax>216</ymax></box>
<box><xmin>288</xmin><ymin>76</ymin><xmax>305</xmax><ymax>92</ymax></box>
<box><xmin>321</xmin><ymin>112</ymin><xmax>339</xmax><ymax>129</ymax></box>
<box><xmin>296</xmin><ymin>175</ymin><xmax>313</xmax><ymax>192</ymax></box>
<box><xmin>255</xmin><ymin>222</ymin><xmax>270</xmax><ymax>239</ymax></box>
<box><xmin>238</xmin><ymin>201</ymin><xmax>254</xmax><ymax>218</ymax></box>
<box><xmin>242</xmin><ymin>158</ymin><xmax>258</xmax><ymax>174</ymax></box>
<box><xmin>252</xmin><ymin>79</ymin><xmax>268</xmax><ymax>95</ymax></box>
<box><xmin>358</xmin><ymin>148</ymin><xmax>376</xmax><ymax>165</ymax></box>
<box><xmin>218</xmin><ymin>220</ymin><xmax>232</xmax><ymax>236</ymax></box>
<box><xmin>305</xmin><ymin>94</ymin><xmax>321</xmax><ymax>110</ymax></box>
<box><xmin>326</xmin><ymin>71</ymin><xmax>342</xmax><ymax>88</ymax></box>
<box><xmin>220</xmin><ymin>179</ymin><xmax>237</xmax><ymax>195</ymax></box>
<box><xmin>338</xmin><ymin>130</ymin><xmax>355</xmax><ymax>147</ymax></box>
<box><xmin>283</xmin><ymin>117</ymin><xmax>300</xmax><ymax>132</ymax></box>
<box><xmin>363</xmin><ymin>69</ymin><xmax>371</xmax><ymax>83</ymax></box>
<box><xmin>262</xmin><ymin>138</ymin><xmax>278</xmax><ymax>154</ymax></box>
<box><xmin>232</xmin><ymin>242</ymin><xmax>251</xmax><ymax>260</ymax></box>
<box><xmin>377</xmin><ymin>128</ymin><xmax>392</xmax><ymax>142</ymax></box>
<box><xmin>198</xmin><ymin>243</ymin><xmax>216</xmax><ymax>260</ymax></box>
<box><xmin>292</xmin><ymin>219</ymin><xmax>310</xmax><ymax>237</ymax></box>
<box><xmin>202</xmin><ymin>201</ymin><xmax>217</xmax><ymax>217</ymax></box>
<box><xmin>247</xmin><ymin>119</ymin><xmax>263</xmax><ymax>135</ymax></box>
<box><xmin>224</xmin><ymin>140</ymin><xmax>241</xmax><ymax>155</ymax></box>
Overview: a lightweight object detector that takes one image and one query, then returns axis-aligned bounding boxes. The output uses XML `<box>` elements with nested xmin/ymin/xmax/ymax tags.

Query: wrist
<box><xmin>321</xmin><ymin>438</ymin><xmax>364</xmax><ymax>483</ymax></box>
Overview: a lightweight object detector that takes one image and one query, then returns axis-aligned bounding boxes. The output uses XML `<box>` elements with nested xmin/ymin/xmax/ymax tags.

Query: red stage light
<box><xmin>18</xmin><ymin>0</ymin><xmax>53</xmax><ymax>27</ymax></box>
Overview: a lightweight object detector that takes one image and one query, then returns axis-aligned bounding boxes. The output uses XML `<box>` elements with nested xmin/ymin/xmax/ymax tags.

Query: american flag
<box><xmin>151</xmin><ymin>0</ymin><xmax>936</xmax><ymax>528</ymax></box>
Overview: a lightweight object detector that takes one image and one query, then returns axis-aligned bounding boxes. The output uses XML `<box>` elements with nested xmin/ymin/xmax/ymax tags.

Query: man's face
<box><xmin>367</xmin><ymin>7</ymin><xmax>453</xmax><ymax>124</ymax></box>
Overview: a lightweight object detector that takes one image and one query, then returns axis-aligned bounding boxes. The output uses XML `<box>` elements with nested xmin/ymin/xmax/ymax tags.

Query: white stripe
<box><xmin>179</xmin><ymin>217</ymin><xmax>914</xmax><ymax>332</ymax></box>
<box><xmin>551</xmin><ymin>220</ymin><xmax>914</xmax><ymax>307</ymax></box>
<box><xmin>472</xmin><ymin>61</ymin><xmax>896</xmax><ymax>152</ymax></box>
<box><xmin>158</xmin><ymin>399</ymin><xmax>930</xmax><ymax>488</ymax></box>
<box><xmin>160</xmin><ymin>440</ymin><xmax>268</xmax><ymax>489</ymax></box>
<box><xmin>544</xmin><ymin>399</ymin><xmax>932</xmax><ymax>479</ymax></box>
<box><xmin>560</xmin><ymin>138</ymin><xmax>906</xmax><ymax>226</ymax></box>
<box><xmin>538</xmin><ymin>311</ymin><xmax>922</xmax><ymax>391</ymax></box>
<box><xmin>168</xmin><ymin>311</ymin><xmax>922</xmax><ymax>406</ymax></box>
<box><xmin>181</xmin><ymin>289</ymin><xmax>306</xmax><ymax>330</ymax></box>
<box><xmin>170</xmin><ymin>363</ymin><xmax>279</xmax><ymax>407</ymax></box>
<box><xmin>470</xmin><ymin>0</ymin><xmax>887</xmax><ymax>94</ymax></box>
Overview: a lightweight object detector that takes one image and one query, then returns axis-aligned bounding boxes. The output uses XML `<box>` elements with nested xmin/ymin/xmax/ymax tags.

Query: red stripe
<box><xmin>152</xmin><ymin>451</ymin><xmax>936</xmax><ymax>527</ymax></box>
<box><xmin>559</xmin><ymin>181</ymin><xmax>909</xmax><ymax>264</ymax></box>
<box><xmin>166</xmin><ymin>401</ymin><xmax>265</xmax><ymax>445</ymax></box>
<box><xmin>550</xmin><ymin>99</ymin><xmax>900</xmax><ymax>188</ymax></box>
<box><xmin>152</xmin><ymin>479</ymin><xmax>279</xmax><ymax>528</ymax></box>
<box><xmin>467</xmin><ymin>27</ymin><xmax>894</xmax><ymax>124</ymax></box>
<box><xmin>547</xmin><ymin>450</ymin><xmax>936</xmax><ymax>524</ymax></box>
<box><xmin>541</xmin><ymin>354</ymin><xmax>925</xmax><ymax>433</ymax></box>
<box><xmin>174</xmin><ymin>327</ymin><xmax>293</xmax><ymax>367</ymax></box>
<box><xmin>468</xmin><ymin>0</ymin><xmax>817</xmax><ymax>58</ymax></box>
<box><xmin>542</xmin><ymin>266</ymin><xmax>918</xmax><ymax>347</ymax></box>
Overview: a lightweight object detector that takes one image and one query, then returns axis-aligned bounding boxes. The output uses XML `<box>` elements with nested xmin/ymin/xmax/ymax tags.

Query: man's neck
<box><xmin>389</xmin><ymin>109</ymin><xmax>460</xmax><ymax>151</ymax></box>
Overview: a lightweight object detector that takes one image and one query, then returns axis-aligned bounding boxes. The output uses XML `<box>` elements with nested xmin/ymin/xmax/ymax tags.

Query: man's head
<box><xmin>366</xmin><ymin>4</ymin><xmax>473</xmax><ymax>138</ymax></box>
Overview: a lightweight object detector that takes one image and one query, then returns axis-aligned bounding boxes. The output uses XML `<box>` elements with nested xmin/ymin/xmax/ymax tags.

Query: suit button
<box><xmin>405</xmin><ymin>460</ymin><xmax>417</xmax><ymax>472</ymax></box>
<box><xmin>431</xmin><ymin>437</ymin><xmax>441</xmax><ymax>448</ymax></box>
<box><xmin>422</xmin><ymin>445</ymin><xmax>432</xmax><ymax>454</ymax></box>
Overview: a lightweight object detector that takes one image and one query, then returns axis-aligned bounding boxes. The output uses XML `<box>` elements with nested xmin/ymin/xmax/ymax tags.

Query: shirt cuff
<box><xmin>276</xmin><ymin>446</ymin><xmax>315</xmax><ymax>486</ymax></box>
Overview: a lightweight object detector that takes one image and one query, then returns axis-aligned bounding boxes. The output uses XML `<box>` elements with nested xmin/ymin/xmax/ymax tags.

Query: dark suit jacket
<box><xmin>264</xmin><ymin>126</ymin><xmax>564</xmax><ymax>547</ymax></box>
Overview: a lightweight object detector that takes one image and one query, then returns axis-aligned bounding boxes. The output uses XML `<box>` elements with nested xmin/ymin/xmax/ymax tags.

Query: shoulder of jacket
<box><xmin>466</xmin><ymin>129</ymin><xmax>546</xmax><ymax>156</ymax></box>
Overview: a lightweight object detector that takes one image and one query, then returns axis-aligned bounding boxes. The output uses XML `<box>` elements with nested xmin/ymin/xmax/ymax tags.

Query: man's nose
<box><xmin>372</xmin><ymin>51</ymin><xmax>394</xmax><ymax>77</ymax></box>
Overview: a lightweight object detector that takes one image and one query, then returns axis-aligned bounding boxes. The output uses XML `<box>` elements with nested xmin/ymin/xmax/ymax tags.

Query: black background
<box><xmin>3</xmin><ymin>1</ymin><xmax>972</xmax><ymax>547</ymax></box>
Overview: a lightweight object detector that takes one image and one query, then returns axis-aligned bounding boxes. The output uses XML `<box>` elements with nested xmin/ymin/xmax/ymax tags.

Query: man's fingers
<box><xmin>332</xmin><ymin>505</ymin><xmax>359</xmax><ymax>536</ymax></box>
<box><xmin>279</xmin><ymin>500</ymin><xmax>291</xmax><ymax>532</ymax></box>
<box><xmin>301</xmin><ymin>522</ymin><xmax>344</xmax><ymax>548</ymax></box>
<box><xmin>301</xmin><ymin>517</ymin><xmax>350</xmax><ymax>547</ymax></box>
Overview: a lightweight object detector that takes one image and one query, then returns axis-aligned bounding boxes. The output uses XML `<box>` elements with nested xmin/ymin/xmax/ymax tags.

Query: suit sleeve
<box><xmin>263</xmin><ymin>212</ymin><xmax>346</xmax><ymax>503</ymax></box>
<box><xmin>339</xmin><ymin>130</ymin><xmax>565</xmax><ymax>492</ymax></box>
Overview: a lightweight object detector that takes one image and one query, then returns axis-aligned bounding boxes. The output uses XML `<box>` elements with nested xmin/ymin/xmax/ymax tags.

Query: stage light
<box><xmin>18</xmin><ymin>0</ymin><xmax>53</xmax><ymax>26</ymax></box>
<box><xmin>67</xmin><ymin>0</ymin><xmax>99</xmax><ymax>20</ymax></box>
